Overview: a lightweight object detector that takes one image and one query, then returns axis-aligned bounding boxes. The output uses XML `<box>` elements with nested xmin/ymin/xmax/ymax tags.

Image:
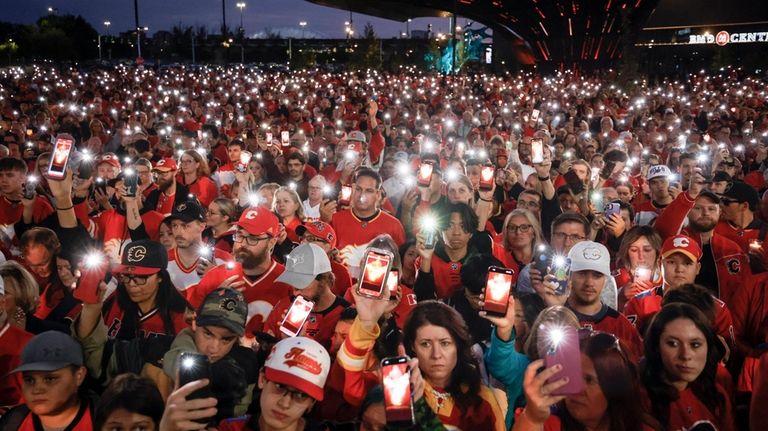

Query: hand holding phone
<box><xmin>281</xmin><ymin>131</ymin><xmax>290</xmax><ymax>146</ymax></box>
<box><xmin>381</xmin><ymin>356</ymin><xmax>415</xmax><ymax>427</ymax></box>
<box><xmin>279</xmin><ymin>296</ymin><xmax>314</xmax><ymax>337</ymax></box>
<box><xmin>356</xmin><ymin>249</ymin><xmax>394</xmax><ymax>299</ymax></box>
<box><xmin>338</xmin><ymin>185</ymin><xmax>353</xmax><ymax>206</ymax></box>
<box><xmin>177</xmin><ymin>352</ymin><xmax>213</xmax><ymax>425</ymax></box>
<box><xmin>479</xmin><ymin>165</ymin><xmax>495</xmax><ymax>191</ymax></box>
<box><xmin>549</xmin><ymin>256</ymin><xmax>571</xmax><ymax>295</ymax></box>
<box><xmin>536</xmin><ymin>324</ymin><xmax>584</xmax><ymax>396</ymax></box>
<box><xmin>531</xmin><ymin>138</ymin><xmax>544</xmax><ymax>164</ymax></box>
<box><xmin>74</xmin><ymin>251</ymin><xmax>109</xmax><ymax>304</ymax></box>
<box><xmin>48</xmin><ymin>135</ymin><xmax>75</xmax><ymax>179</ymax></box>
<box><xmin>417</xmin><ymin>162</ymin><xmax>434</xmax><ymax>188</ymax></box>
<box><xmin>482</xmin><ymin>267</ymin><xmax>514</xmax><ymax>316</ymax></box>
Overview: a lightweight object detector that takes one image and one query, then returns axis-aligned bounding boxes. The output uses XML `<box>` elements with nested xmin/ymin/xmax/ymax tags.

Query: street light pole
<box><xmin>406</xmin><ymin>18</ymin><xmax>412</xmax><ymax>38</ymax></box>
<box><xmin>237</xmin><ymin>2</ymin><xmax>246</xmax><ymax>63</ymax></box>
<box><xmin>299</xmin><ymin>21</ymin><xmax>307</xmax><ymax>39</ymax></box>
<box><xmin>133</xmin><ymin>0</ymin><xmax>142</xmax><ymax>59</ymax></box>
<box><xmin>104</xmin><ymin>21</ymin><xmax>111</xmax><ymax>61</ymax></box>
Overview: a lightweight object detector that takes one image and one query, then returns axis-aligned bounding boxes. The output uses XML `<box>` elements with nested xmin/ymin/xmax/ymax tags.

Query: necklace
<box><xmin>430</xmin><ymin>387</ymin><xmax>452</xmax><ymax>411</ymax></box>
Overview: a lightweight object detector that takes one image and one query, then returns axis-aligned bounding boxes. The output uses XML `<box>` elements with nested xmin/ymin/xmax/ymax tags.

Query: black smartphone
<box><xmin>600</xmin><ymin>161</ymin><xmax>616</xmax><ymax>179</ymax></box>
<box><xmin>178</xmin><ymin>352</ymin><xmax>212</xmax><ymax>401</ymax></box>
<box><xmin>483</xmin><ymin>266</ymin><xmax>514</xmax><ymax>317</ymax></box>
<box><xmin>563</xmin><ymin>170</ymin><xmax>584</xmax><ymax>194</ymax></box>
<box><xmin>78</xmin><ymin>160</ymin><xmax>94</xmax><ymax>180</ymax></box>
<box><xmin>533</xmin><ymin>245</ymin><xmax>553</xmax><ymax>276</ymax></box>
<box><xmin>381</xmin><ymin>356</ymin><xmax>415</xmax><ymax>427</ymax></box>
<box><xmin>123</xmin><ymin>170</ymin><xmax>139</xmax><ymax>197</ymax></box>
<box><xmin>94</xmin><ymin>177</ymin><xmax>108</xmax><ymax>195</ymax></box>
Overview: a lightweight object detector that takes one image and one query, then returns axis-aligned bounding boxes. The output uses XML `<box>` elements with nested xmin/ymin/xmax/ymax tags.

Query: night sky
<box><xmin>5</xmin><ymin>0</ymin><xmax>456</xmax><ymax>39</ymax></box>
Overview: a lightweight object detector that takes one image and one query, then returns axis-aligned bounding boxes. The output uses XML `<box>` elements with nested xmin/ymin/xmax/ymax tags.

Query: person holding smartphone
<box><xmin>613</xmin><ymin>226</ymin><xmax>664</xmax><ymax>310</ymax></box>
<box><xmin>0</xmin><ymin>158</ymin><xmax>55</xmax><ymax>254</ymax></box>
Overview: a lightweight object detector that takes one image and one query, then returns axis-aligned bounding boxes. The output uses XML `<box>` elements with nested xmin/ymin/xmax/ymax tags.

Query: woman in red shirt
<box><xmin>498</xmin><ymin>209</ymin><xmax>544</xmax><ymax>283</ymax></box>
<box><xmin>178</xmin><ymin>149</ymin><xmax>219</xmax><ymax>208</ymax></box>
<box><xmin>273</xmin><ymin>186</ymin><xmax>305</xmax><ymax>243</ymax></box>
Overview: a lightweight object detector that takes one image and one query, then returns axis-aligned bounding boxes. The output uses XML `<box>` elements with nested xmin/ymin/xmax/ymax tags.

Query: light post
<box><xmin>406</xmin><ymin>18</ymin><xmax>412</xmax><ymax>38</ymax></box>
<box><xmin>99</xmin><ymin>20</ymin><xmax>111</xmax><ymax>62</ymax></box>
<box><xmin>237</xmin><ymin>2</ymin><xmax>246</xmax><ymax>63</ymax></box>
<box><xmin>299</xmin><ymin>21</ymin><xmax>307</xmax><ymax>39</ymax></box>
<box><xmin>104</xmin><ymin>21</ymin><xmax>111</xmax><ymax>60</ymax></box>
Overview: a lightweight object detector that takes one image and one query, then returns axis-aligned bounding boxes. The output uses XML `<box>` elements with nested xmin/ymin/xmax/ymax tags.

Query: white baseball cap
<box><xmin>275</xmin><ymin>243</ymin><xmax>332</xmax><ymax>290</ymax></box>
<box><xmin>264</xmin><ymin>337</ymin><xmax>330</xmax><ymax>401</ymax></box>
<box><xmin>567</xmin><ymin>241</ymin><xmax>611</xmax><ymax>276</ymax></box>
<box><xmin>346</xmin><ymin>130</ymin><xmax>367</xmax><ymax>143</ymax></box>
<box><xmin>646</xmin><ymin>164</ymin><xmax>673</xmax><ymax>181</ymax></box>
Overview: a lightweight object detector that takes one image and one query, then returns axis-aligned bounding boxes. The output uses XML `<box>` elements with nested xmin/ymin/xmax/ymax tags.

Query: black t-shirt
<box><xmin>695</xmin><ymin>243</ymin><xmax>720</xmax><ymax>297</ymax></box>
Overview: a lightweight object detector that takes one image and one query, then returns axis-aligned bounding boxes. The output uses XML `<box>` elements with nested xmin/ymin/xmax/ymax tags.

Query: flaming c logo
<box><xmin>672</xmin><ymin>237</ymin><xmax>690</xmax><ymax>248</ymax></box>
<box><xmin>126</xmin><ymin>246</ymin><xmax>147</xmax><ymax>262</ymax></box>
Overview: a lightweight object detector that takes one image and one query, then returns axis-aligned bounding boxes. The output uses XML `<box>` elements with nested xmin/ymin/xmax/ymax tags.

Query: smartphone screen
<box><xmin>424</xmin><ymin>228</ymin><xmax>437</xmax><ymax>249</ymax></box>
<box><xmin>531</xmin><ymin>138</ymin><xmax>544</xmax><ymax>164</ymax></box>
<box><xmin>281</xmin><ymin>131</ymin><xmax>290</xmax><ymax>146</ymax></box>
<box><xmin>590</xmin><ymin>191</ymin><xmax>604</xmax><ymax>212</ymax></box>
<box><xmin>338</xmin><ymin>185</ymin><xmax>353</xmax><ymax>206</ymax></box>
<box><xmin>531</xmin><ymin>109</ymin><xmax>540</xmax><ymax>123</ymax></box>
<box><xmin>123</xmin><ymin>171</ymin><xmax>138</xmax><ymax>197</ymax></box>
<box><xmin>537</xmin><ymin>325</ymin><xmax>584</xmax><ymax>396</ymax></box>
<box><xmin>279</xmin><ymin>296</ymin><xmax>314</xmax><ymax>337</ymax></box>
<box><xmin>550</xmin><ymin>257</ymin><xmax>571</xmax><ymax>295</ymax></box>
<box><xmin>238</xmin><ymin>151</ymin><xmax>252</xmax><ymax>173</ymax></box>
<box><xmin>266</xmin><ymin>132</ymin><xmax>273</xmax><ymax>143</ymax></box>
<box><xmin>357</xmin><ymin>249</ymin><xmax>393</xmax><ymax>298</ymax></box>
<box><xmin>386</xmin><ymin>270</ymin><xmax>400</xmax><ymax>299</ymax></box>
<box><xmin>23</xmin><ymin>177</ymin><xmax>37</xmax><ymax>200</ymax></box>
<box><xmin>483</xmin><ymin>266</ymin><xmax>514</xmax><ymax>316</ymax></box>
<box><xmin>48</xmin><ymin>136</ymin><xmax>74</xmax><ymax>179</ymax></box>
<box><xmin>381</xmin><ymin>356</ymin><xmax>415</xmax><ymax>426</ymax></box>
<box><xmin>417</xmin><ymin>163</ymin><xmax>434</xmax><ymax>187</ymax></box>
<box><xmin>479</xmin><ymin>165</ymin><xmax>495</xmax><ymax>191</ymax></box>
<box><xmin>633</xmin><ymin>266</ymin><xmax>652</xmax><ymax>283</ymax></box>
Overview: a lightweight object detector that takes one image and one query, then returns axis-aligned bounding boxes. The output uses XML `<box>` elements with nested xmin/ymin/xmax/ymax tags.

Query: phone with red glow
<box><xmin>483</xmin><ymin>266</ymin><xmax>514</xmax><ymax>317</ymax></box>
<box><xmin>381</xmin><ymin>356</ymin><xmax>415</xmax><ymax>427</ymax></box>
<box><xmin>338</xmin><ymin>185</ymin><xmax>353</xmax><ymax>206</ymax></box>
<box><xmin>479</xmin><ymin>165</ymin><xmax>495</xmax><ymax>191</ymax></box>
<box><xmin>48</xmin><ymin>136</ymin><xmax>74</xmax><ymax>179</ymax></box>
<box><xmin>356</xmin><ymin>248</ymin><xmax>394</xmax><ymax>299</ymax></box>
<box><xmin>74</xmin><ymin>253</ymin><xmax>109</xmax><ymax>304</ymax></box>
<box><xmin>531</xmin><ymin>138</ymin><xmax>544</xmax><ymax>164</ymax></box>
<box><xmin>537</xmin><ymin>324</ymin><xmax>584</xmax><ymax>396</ymax></box>
<box><xmin>281</xmin><ymin>131</ymin><xmax>290</xmax><ymax>146</ymax></box>
<box><xmin>279</xmin><ymin>296</ymin><xmax>314</xmax><ymax>337</ymax></box>
<box><xmin>417</xmin><ymin>162</ymin><xmax>434</xmax><ymax>187</ymax></box>
<box><xmin>385</xmin><ymin>269</ymin><xmax>399</xmax><ymax>299</ymax></box>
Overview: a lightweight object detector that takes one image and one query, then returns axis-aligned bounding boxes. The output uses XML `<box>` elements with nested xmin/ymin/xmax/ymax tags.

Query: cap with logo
<box><xmin>661</xmin><ymin>234</ymin><xmax>702</xmax><ymax>262</ymax></box>
<box><xmin>13</xmin><ymin>331</ymin><xmax>84</xmax><ymax>373</ymax></box>
<box><xmin>646</xmin><ymin>164</ymin><xmax>673</xmax><ymax>181</ymax></box>
<box><xmin>721</xmin><ymin>181</ymin><xmax>759</xmax><ymax>209</ymax></box>
<box><xmin>153</xmin><ymin>157</ymin><xmax>178</xmax><ymax>172</ymax></box>
<box><xmin>345</xmin><ymin>130</ymin><xmax>367</xmax><ymax>144</ymax></box>
<box><xmin>295</xmin><ymin>221</ymin><xmax>337</xmax><ymax>248</ymax></box>
<box><xmin>568</xmin><ymin>241</ymin><xmax>611</xmax><ymax>276</ymax></box>
<box><xmin>164</xmin><ymin>200</ymin><xmax>205</xmax><ymax>224</ymax></box>
<box><xmin>275</xmin><ymin>243</ymin><xmax>332</xmax><ymax>290</ymax></box>
<box><xmin>113</xmin><ymin>240</ymin><xmax>169</xmax><ymax>275</ymax></box>
<box><xmin>264</xmin><ymin>337</ymin><xmax>331</xmax><ymax>401</ymax></box>
<box><xmin>236</xmin><ymin>207</ymin><xmax>280</xmax><ymax>237</ymax></box>
<box><xmin>98</xmin><ymin>153</ymin><xmax>121</xmax><ymax>169</ymax></box>
<box><xmin>196</xmin><ymin>288</ymin><xmax>247</xmax><ymax>336</ymax></box>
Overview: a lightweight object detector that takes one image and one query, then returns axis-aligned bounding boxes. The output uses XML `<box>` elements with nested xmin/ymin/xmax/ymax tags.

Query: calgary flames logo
<box><xmin>283</xmin><ymin>347</ymin><xmax>322</xmax><ymax>375</ymax></box>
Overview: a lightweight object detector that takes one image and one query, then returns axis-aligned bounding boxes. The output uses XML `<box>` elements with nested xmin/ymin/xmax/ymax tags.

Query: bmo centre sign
<box><xmin>689</xmin><ymin>30</ymin><xmax>768</xmax><ymax>46</ymax></box>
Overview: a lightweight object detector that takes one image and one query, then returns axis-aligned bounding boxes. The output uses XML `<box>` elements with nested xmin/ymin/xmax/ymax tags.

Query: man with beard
<box><xmin>655</xmin><ymin>171</ymin><xmax>749</xmax><ymax>308</ymax></box>
<box><xmin>144</xmin><ymin>158</ymin><xmax>189</xmax><ymax>215</ymax></box>
<box><xmin>262</xmin><ymin>243</ymin><xmax>349</xmax><ymax>349</ymax></box>
<box><xmin>186</xmin><ymin>207</ymin><xmax>289</xmax><ymax>339</ymax></box>
<box><xmin>284</xmin><ymin>151</ymin><xmax>311</xmax><ymax>201</ymax></box>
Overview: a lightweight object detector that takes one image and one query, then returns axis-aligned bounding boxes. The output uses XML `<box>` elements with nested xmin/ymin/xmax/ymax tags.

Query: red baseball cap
<box><xmin>152</xmin><ymin>157</ymin><xmax>178</xmax><ymax>172</ymax></box>
<box><xmin>98</xmin><ymin>153</ymin><xmax>121</xmax><ymax>170</ymax></box>
<box><xmin>661</xmin><ymin>234</ymin><xmax>702</xmax><ymax>262</ymax></box>
<box><xmin>236</xmin><ymin>207</ymin><xmax>280</xmax><ymax>237</ymax></box>
<box><xmin>296</xmin><ymin>221</ymin><xmax>337</xmax><ymax>248</ymax></box>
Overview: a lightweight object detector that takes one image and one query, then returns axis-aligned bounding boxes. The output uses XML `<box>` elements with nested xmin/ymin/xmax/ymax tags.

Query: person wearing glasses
<box><xmin>177</xmin><ymin>149</ymin><xmax>219</xmax><ymax>208</ymax></box>
<box><xmin>497</xmin><ymin>209</ymin><xmax>544</xmax><ymax>284</ymax></box>
<box><xmin>186</xmin><ymin>207</ymin><xmax>290</xmax><ymax>339</ymax></box>
<box><xmin>714</xmin><ymin>181</ymin><xmax>767</xmax><ymax>271</ymax></box>
<box><xmin>203</xmin><ymin>197</ymin><xmax>239</xmax><ymax>254</ymax></box>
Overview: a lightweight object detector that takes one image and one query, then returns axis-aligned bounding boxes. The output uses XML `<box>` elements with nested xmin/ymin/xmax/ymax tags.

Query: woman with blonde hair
<box><xmin>178</xmin><ymin>149</ymin><xmax>219</xmax><ymax>207</ymax></box>
<box><xmin>272</xmin><ymin>186</ymin><xmax>305</xmax><ymax>243</ymax></box>
<box><xmin>0</xmin><ymin>261</ymin><xmax>41</xmax><ymax>332</ymax></box>
<box><xmin>497</xmin><ymin>209</ymin><xmax>544</xmax><ymax>284</ymax></box>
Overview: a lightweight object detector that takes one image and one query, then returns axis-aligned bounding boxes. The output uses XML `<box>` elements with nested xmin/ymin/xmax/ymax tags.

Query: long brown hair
<box><xmin>617</xmin><ymin>225</ymin><xmax>662</xmax><ymax>271</ymax></box>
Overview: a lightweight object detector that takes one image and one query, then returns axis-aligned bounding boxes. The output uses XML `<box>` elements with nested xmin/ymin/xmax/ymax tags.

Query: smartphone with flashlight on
<box><xmin>533</xmin><ymin>244</ymin><xmax>553</xmax><ymax>276</ymax></box>
<box><xmin>338</xmin><ymin>185</ymin><xmax>353</xmax><ymax>206</ymax></box>
<box><xmin>531</xmin><ymin>138</ymin><xmax>544</xmax><ymax>164</ymax></box>
<box><xmin>48</xmin><ymin>135</ymin><xmax>75</xmax><ymax>179</ymax></box>
<box><xmin>536</xmin><ymin>324</ymin><xmax>584</xmax><ymax>396</ymax></box>
<box><xmin>266</xmin><ymin>132</ymin><xmax>273</xmax><ymax>143</ymax></box>
<box><xmin>23</xmin><ymin>176</ymin><xmax>37</xmax><ymax>200</ymax></box>
<box><xmin>281</xmin><ymin>131</ymin><xmax>290</xmax><ymax>147</ymax></box>
<box><xmin>385</xmin><ymin>269</ymin><xmax>400</xmax><ymax>300</ymax></box>
<box><xmin>381</xmin><ymin>356</ymin><xmax>415</xmax><ymax>427</ymax></box>
<box><xmin>356</xmin><ymin>248</ymin><xmax>394</xmax><ymax>299</ymax></box>
<box><xmin>482</xmin><ymin>266</ymin><xmax>515</xmax><ymax>317</ymax></box>
<box><xmin>237</xmin><ymin>151</ymin><xmax>252</xmax><ymax>173</ymax></box>
<box><xmin>178</xmin><ymin>352</ymin><xmax>213</xmax><ymax>410</ymax></box>
<box><xmin>74</xmin><ymin>251</ymin><xmax>109</xmax><ymax>304</ymax></box>
<box><xmin>279</xmin><ymin>296</ymin><xmax>315</xmax><ymax>337</ymax></box>
<box><xmin>590</xmin><ymin>191</ymin><xmax>604</xmax><ymax>213</ymax></box>
<box><xmin>479</xmin><ymin>165</ymin><xmax>495</xmax><ymax>191</ymax></box>
<box><xmin>417</xmin><ymin>162</ymin><xmax>434</xmax><ymax>187</ymax></box>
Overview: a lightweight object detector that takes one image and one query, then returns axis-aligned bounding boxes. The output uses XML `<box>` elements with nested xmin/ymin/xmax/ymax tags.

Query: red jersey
<box><xmin>330</xmin><ymin>260</ymin><xmax>352</xmax><ymax>297</ymax></box>
<box><xmin>180</xmin><ymin>175</ymin><xmax>219</xmax><ymax>208</ymax></box>
<box><xmin>0</xmin><ymin>323</ymin><xmax>33</xmax><ymax>407</ymax></box>
<box><xmin>92</xmin><ymin>209</ymin><xmax>164</xmax><ymax>268</ymax></box>
<box><xmin>102</xmin><ymin>294</ymin><xmax>188</xmax><ymax>339</ymax></box>
<box><xmin>730</xmin><ymin>273</ymin><xmax>768</xmax><ymax>360</ymax></box>
<box><xmin>414</xmin><ymin>253</ymin><xmax>463</xmax><ymax>300</ymax></box>
<box><xmin>15</xmin><ymin>402</ymin><xmax>93</xmax><ymax>431</ymax></box>
<box><xmin>633</xmin><ymin>199</ymin><xmax>667</xmax><ymax>226</ymax></box>
<box><xmin>166</xmin><ymin>247</ymin><xmax>232</xmax><ymax>293</ymax></box>
<box><xmin>331</xmin><ymin>209</ymin><xmax>406</xmax><ymax>267</ymax></box>
<box><xmin>283</xmin><ymin>216</ymin><xmax>302</xmax><ymax>243</ymax></box>
<box><xmin>570</xmin><ymin>304</ymin><xmax>644</xmax><ymax>361</ymax></box>
<box><xmin>666</xmin><ymin>386</ymin><xmax>735</xmax><ymax>431</ymax></box>
<box><xmin>263</xmin><ymin>295</ymin><xmax>350</xmax><ymax>350</ymax></box>
<box><xmin>624</xmin><ymin>286</ymin><xmax>736</xmax><ymax>350</ymax></box>
<box><xmin>0</xmin><ymin>196</ymin><xmax>54</xmax><ymax>252</ymax></box>
<box><xmin>714</xmin><ymin>219</ymin><xmax>763</xmax><ymax>257</ymax></box>
<box><xmin>186</xmin><ymin>261</ymin><xmax>288</xmax><ymax>335</ymax></box>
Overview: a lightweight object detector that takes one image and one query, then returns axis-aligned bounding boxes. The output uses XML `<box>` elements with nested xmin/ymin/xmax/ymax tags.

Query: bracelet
<box><xmin>479</xmin><ymin>197</ymin><xmax>493</xmax><ymax>203</ymax></box>
<box><xmin>537</xmin><ymin>176</ymin><xmax>550</xmax><ymax>181</ymax></box>
<box><xmin>56</xmin><ymin>205</ymin><xmax>74</xmax><ymax>211</ymax></box>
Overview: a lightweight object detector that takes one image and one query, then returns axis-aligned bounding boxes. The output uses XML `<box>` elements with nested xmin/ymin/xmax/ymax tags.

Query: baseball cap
<box><xmin>196</xmin><ymin>288</ymin><xmax>247</xmax><ymax>336</ymax></box>
<box><xmin>295</xmin><ymin>221</ymin><xmax>337</xmax><ymax>248</ymax></box>
<box><xmin>275</xmin><ymin>243</ymin><xmax>332</xmax><ymax>290</ymax></box>
<box><xmin>235</xmin><ymin>207</ymin><xmax>280</xmax><ymax>237</ymax></box>
<box><xmin>113</xmin><ymin>240</ymin><xmax>168</xmax><ymax>275</ymax></box>
<box><xmin>13</xmin><ymin>331</ymin><xmax>84</xmax><ymax>373</ymax></box>
<box><xmin>153</xmin><ymin>157</ymin><xmax>178</xmax><ymax>172</ymax></box>
<box><xmin>98</xmin><ymin>153</ymin><xmax>121</xmax><ymax>169</ymax></box>
<box><xmin>711</xmin><ymin>171</ymin><xmax>731</xmax><ymax>183</ymax></box>
<box><xmin>345</xmin><ymin>130</ymin><xmax>367</xmax><ymax>144</ymax></box>
<box><xmin>164</xmin><ymin>201</ymin><xmax>205</xmax><ymax>224</ymax></box>
<box><xmin>264</xmin><ymin>337</ymin><xmax>331</xmax><ymax>401</ymax></box>
<box><xmin>697</xmin><ymin>190</ymin><xmax>721</xmax><ymax>204</ymax></box>
<box><xmin>661</xmin><ymin>234</ymin><xmax>702</xmax><ymax>262</ymax></box>
<box><xmin>646</xmin><ymin>164</ymin><xmax>673</xmax><ymax>181</ymax></box>
<box><xmin>568</xmin><ymin>241</ymin><xmax>611</xmax><ymax>276</ymax></box>
<box><xmin>721</xmin><ymin>181</ymin><xmax>759</xmax><ymax>208</ymax></box>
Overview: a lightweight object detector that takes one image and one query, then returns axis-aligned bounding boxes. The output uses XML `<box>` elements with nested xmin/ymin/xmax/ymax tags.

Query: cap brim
<box><xmin>661</xmin><ymin>249</ymin><xmax>699</xmax><ymax>262</ymax></box>
<box><xmin>295</xmin><ymin>225</ymin><xmax>309</xmax><ymax>237</ymax></box>
<box><xmin>571</xmin><ymin>264</ymin><xmax>610</xmax><ymax>277</ymax></box>
<box><xmin>196</xmin><ymin>316</ymin><xmax>245</xmax><ymax>337</ymax></box>
<box><xmin>275</xmin><ymin>271</ymin><xmax>316</xmax><ymax>290</ymax></box>
<box><xmin>264</xmin><ymin>367</ymin><xmax>324</xmax><ymax>401</ymax></box>
<box><xmin>163</xmin><ymin>214</ymin><xmax>199</xmax><ymax>225</ymax></box>
<box><xmin>112</xmin><ymin>265</ymin><xmax>161</xmax><ymax>275</ymax></box>
<box><xmin>152</xmin><ymin>167</ymin><xmax>175</xmax><ymax>172</ymax></box>
<box><xmin>12</xmin><ymin>362</ymin><xmax>76</xmax><ymax>374</ymax></box>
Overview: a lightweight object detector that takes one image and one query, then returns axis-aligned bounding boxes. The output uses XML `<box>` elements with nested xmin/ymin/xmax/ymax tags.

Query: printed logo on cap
<box><xmin>158</xmin><ymin>159</ymin><xmax>168</xmax><ymax>165</ymax></box>
<box><xmin>176</xmin><ymin>203</ymin><xmax>187</xmax><ymax>212</ymax></box>
<box><xmin>245</xmin><ymin>209</ymin><xmax>260</xmax><ymax>219</ymax></box>
<box><xmin>221</xmin><ymin>298</ymin><xmax>237</xmax><ymax>312</ymax></box>
<box><xmin>127</xmin><ymin>246</ymin><xmax>147</xmax><ymax>262</ymax></box>
<box><xmin>672</xmin><ymin>237</ymin><xmax>690</xmax><ymax>248</ymax></box>
<box><xmin>582</xmin><ymin>247</ymin><xmax>602</xmax><ymax>260</ymax></box>
<box><xmin>283</xmin><ymin>347</ymin><xmax>322</xmax><ymax>375</ymax></box>
<box><xmin>649</xmin><ymin>165</ymin><xmax>666</xmax><ymax>176</ymax></box>
<box><xmin>347</xmin><ymin>143</ymin><xmax>356</xmax><ymax>151</ymax></box>
<box><xmin>313</xmin><ymin>222</ymin><xmax>325</xmax><ymax>232</ymax></box>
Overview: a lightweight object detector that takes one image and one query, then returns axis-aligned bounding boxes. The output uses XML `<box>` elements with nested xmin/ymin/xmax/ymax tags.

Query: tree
<box><xmin>350</xmin><ymin>22</ymin><xmax>381</xmax><ymax>70</ymax></box>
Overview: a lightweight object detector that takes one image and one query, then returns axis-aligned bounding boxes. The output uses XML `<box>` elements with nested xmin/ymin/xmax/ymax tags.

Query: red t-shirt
<box><xmin>16</xmin><ymin>402</ymin><xmax>93</xmax><ymax>431</ymax></box>
<box><xmin>571</xmin><ymin>304</ymin><xmax>644</xmax><ymax>361</ymax></box>
<box><xmin>181</xmin><ymin>176</ymin><xmax>219</xmax><ymax>208</ymax></box>
<box><xmin>667</xmin><ymin>386</ymin><xmax>735</xmax><ymax>431</ymax></box>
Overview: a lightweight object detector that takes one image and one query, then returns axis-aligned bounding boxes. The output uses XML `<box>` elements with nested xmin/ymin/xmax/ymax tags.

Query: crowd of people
<box><xmin>0</xmin><ymin>63</ymin><xmax>766</xmax><ymax>430</ymax></box>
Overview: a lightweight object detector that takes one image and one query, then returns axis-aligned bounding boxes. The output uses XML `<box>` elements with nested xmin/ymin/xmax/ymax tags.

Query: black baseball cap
<box><xmin>164</xmin><ymin>200</ymin><xmax>205</xmax><ymax>224</ymax></box>
<box><xmin>721</xmin><ymin>181</ymin><xmax>759</xmax><ymax>208</ymax></box>
<box><xmin>113</xmin><ymin>240</ymin><xmax>168</xmax><ymax>275</ymax></box>
<box><xmin>13</xmin><ymin>331</ymin><xmax>84</xmax><ymax>373</ymax></box>
<box><xmin>711</xmin><ymin>171</ymin><xmax>731</xmax><ymax>183</ymax></box>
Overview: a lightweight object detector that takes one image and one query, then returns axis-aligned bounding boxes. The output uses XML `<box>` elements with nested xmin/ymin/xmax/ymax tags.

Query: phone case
<box><xmin>386</xmin><ymin>270</ymin><xmax>400</xmax><ymax>298</ymax></box>
<box><xmin>479</xmin><ymin>166</ymin><xmax>495</xmax><ymax>191</ymax></box>
<box><xmin>178</xmin><ymin>353</ymin><xmax>213</xmax><ymax>406</ymax></box>
<box><xmin>357</xmin><ymin>249</ymin><xmax>394</xmax><ymax>298</ymax></box>
<box><xmin>531</xmin><ymin>139</ymin><xmax>544</xmax><ymax>164</ymax></box>
<box><xmin>74</xmin><ymin>257</ymin><xmax>108</xmax><ymax>304</ymax></box>
<box><xmin>279</xmin><ymin>296</ymin><xmax>314</xmax><ymax>337</ymax></box>
<box><xmin>381</xmin><ymin>357</ymin><xmax>415</xmax><ymax>426</ymax></box>
<box><xmin>338</xmin><ymin>186</ymin><xmax>353</xmax><ymax>205</ymax></box>
<box><xmin>417</xmin><ymin>163</ymin><xmax>434</xmax><ymax>187</ymax></box>
<box><xmin>551</xmin><ymin>258</ymin><xmax>571</xmax><ymax>296</ymax></box>
<box><xmin>483</xmin><ymin>267</ymin><xmax>514</xmax><ymax>316</ymax></box>
<box><xmin>48</xmin><ymin>137</ymin><xmax>74</xmax><ymax>179</ymax></box>
<box><xmin>538</xmin><ymin>325</ymin><xmax>584</xmax><ymax>396</ymax></box>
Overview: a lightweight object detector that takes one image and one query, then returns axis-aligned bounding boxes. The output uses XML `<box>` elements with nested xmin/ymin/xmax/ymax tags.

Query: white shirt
<box><xmin>303</xmin><ymin>199</ymin><xmax>321</xmax><ymax>220</ymax></box>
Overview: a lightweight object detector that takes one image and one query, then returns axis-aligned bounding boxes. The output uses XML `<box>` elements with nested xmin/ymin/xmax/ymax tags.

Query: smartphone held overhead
<box><xmin>48</xmin><ymin>135</ymin><xmax>74</xmax><ymax>179</ymax></box>
<box><xmin>483</xmin><ymin>266</ymin><xmax>514</xmax><ymax>316</ymax></box>
<box><xmin>537</xmin><ymin>324</ymin><xmax>584</xmax><ymax>396</ymax></box>
<box><xmin>356</xmin><ymin>248</ymin><xmax>394</xmax><ymax>299</ymax></box>
<box><xmin>381</xmin><ymin>356</ymin><xmax>415</xmax><ymax>426</ymax></box>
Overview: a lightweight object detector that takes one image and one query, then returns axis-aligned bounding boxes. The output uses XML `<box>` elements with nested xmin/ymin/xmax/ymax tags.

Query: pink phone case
<box><xmin>540</xmin><ymin>325</ymin><xmax>584</xmax><ymax>395</ymax></box>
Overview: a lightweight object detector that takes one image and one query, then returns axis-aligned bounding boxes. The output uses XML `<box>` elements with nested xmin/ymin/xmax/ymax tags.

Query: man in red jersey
<box><xmin>296</xmin><ymin>220</ymin><xmax>352</xmax><ymax>296</ymax></box>
<box><xmin>145</xmin><ymin>158</ymin><xmax>189</xmax><ymax>215</ymax></box>
<box><xmin>0</xmin><ymin>158</ymin><xmax>54</xmax><ymax>253</ymax></box>
<box><xmin>186</xmin><ymin>207</ymin><xmax>289</xmax><ymax>339</ymax></box>
<box><xmin>325</xmin><ymin>167</ymin><xmax>405</xmax><ymax>270</ymax></box>
<box><xmin>624</xmin><ymin>234</ymin><xmax>735</xmax><ymax>351</ymax></box>
<box><xmin>714</xmin><ymin>181</ymin><xmax>767</xmax><ymax>273</ymax></box>
<box><xmin>633</xmin><ymin>164</ymin><xmax>675</xmax><ymax>226</ymax></box>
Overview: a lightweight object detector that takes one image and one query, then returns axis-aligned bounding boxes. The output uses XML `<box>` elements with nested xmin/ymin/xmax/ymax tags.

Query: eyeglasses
<box><xmin>233</xmin><ymin>231</ymin><xmax>271</xmax><ymax>246</ymax></box>
<box><xmin>267</xmin><ymin>380</ymin><xmax>311</xmax><ymax>403</ymax></box>
<box><xmin>119</xmin><ymin>274</ymin><xmax>150</xmax><ymax>286</ymax></box>
<box><xmin>517</xmin><ymin>199</ymin><xmax>540</xmax><ymax>209</ymax></box>
<box><xmin>552</xmin><ymin>232</ymin><xmax>586</xmax><ymax>242</ymax></box>
<box><xmin>303</xmin><ymin>234</ymin><xmax>329</xmax><ymax>244</ymax></box>
<box><xmin>507</xmin><ymin>224</ymin><xmax>533</xmax><ymax>234</ymax></box>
